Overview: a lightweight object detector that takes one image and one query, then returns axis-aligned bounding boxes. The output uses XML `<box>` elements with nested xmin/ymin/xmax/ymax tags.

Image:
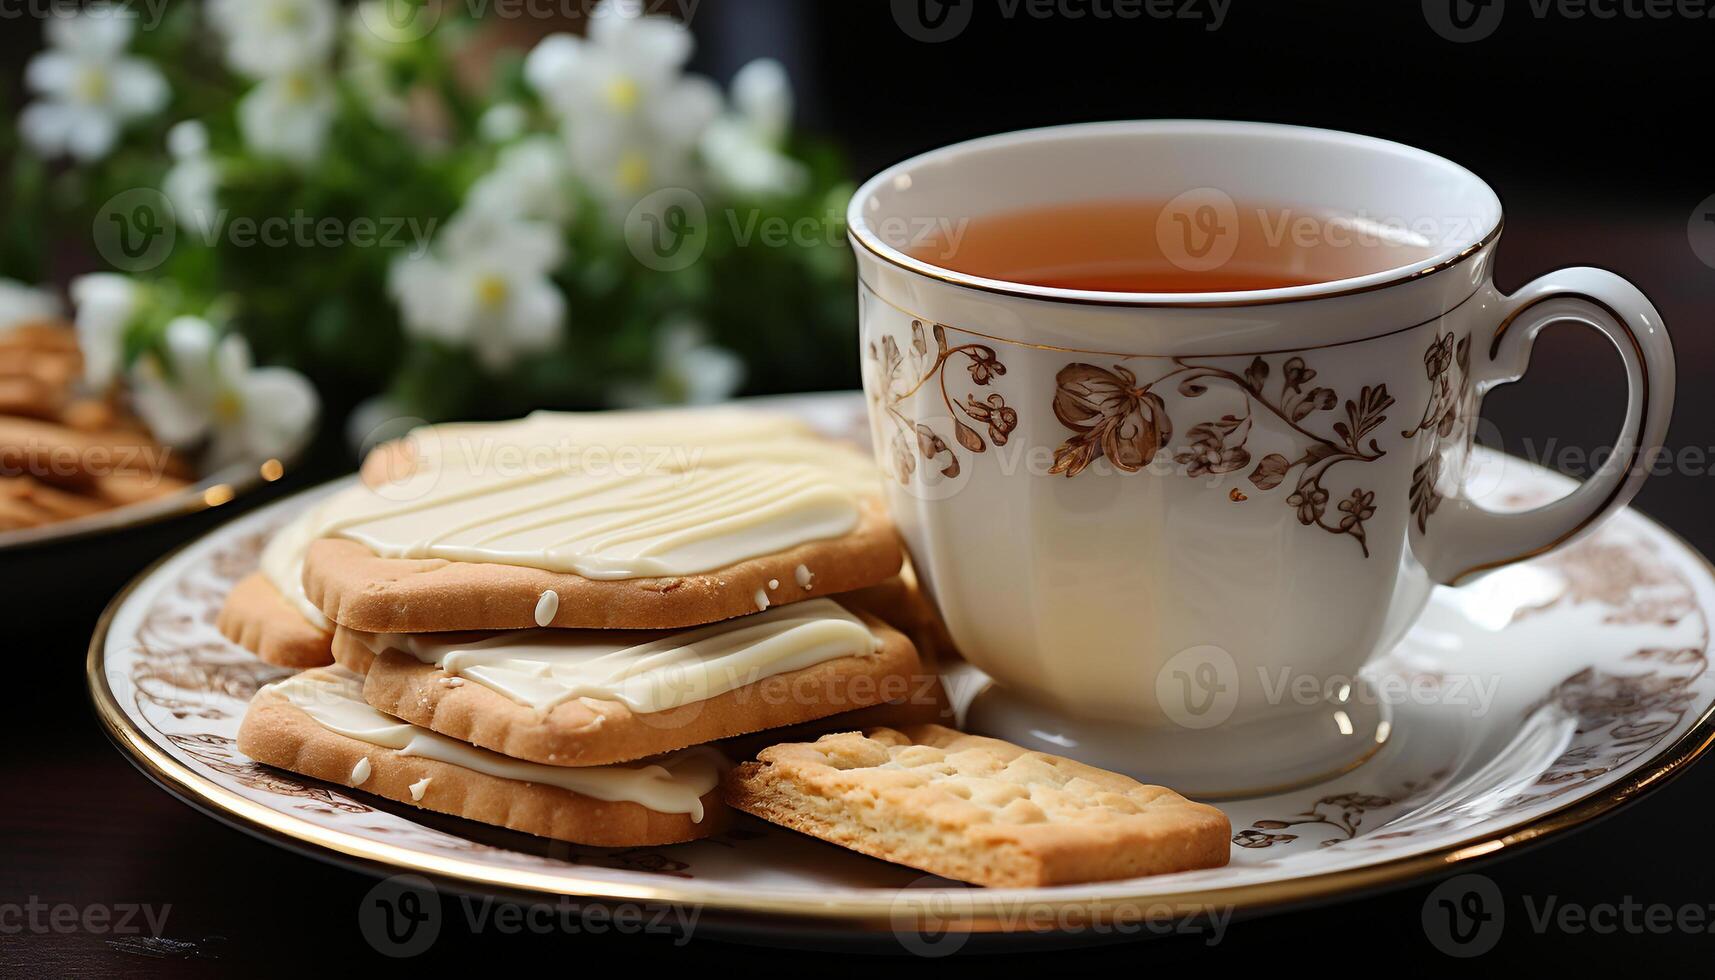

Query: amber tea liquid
<box><xmin>906</xmin><ymin>199</ymin><xmax>1442</xmax><ymax>292</ymax></box>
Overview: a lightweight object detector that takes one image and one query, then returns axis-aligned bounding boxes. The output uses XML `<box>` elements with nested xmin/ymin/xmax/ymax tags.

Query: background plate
<box><xmin>0</xmin><ymin>449</ymin><xmax>300</xmax><ymax>552</ymax></box>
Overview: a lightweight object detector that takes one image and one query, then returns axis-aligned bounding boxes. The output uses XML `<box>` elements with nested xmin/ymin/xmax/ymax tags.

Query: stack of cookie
<box><xmin>233</xmin><ymin>409</ymin><xmax>943</xmax><ymax>847</ymax></box>
<box><xmin>2</xmin><ymin>322</ymin><xmax>191</xmax><ymax>530</ymax></box>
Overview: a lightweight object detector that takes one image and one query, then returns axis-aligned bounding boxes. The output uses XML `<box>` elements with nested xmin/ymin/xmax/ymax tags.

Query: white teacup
<box><xmin>848</xmin><ymin>121</ymin><xmax>1675</xmax><ymax>797</ymax></box>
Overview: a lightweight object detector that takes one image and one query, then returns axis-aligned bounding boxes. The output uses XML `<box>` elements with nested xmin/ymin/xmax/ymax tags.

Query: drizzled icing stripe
<box><xmin>306</xmin><ymin>409</ymin><xmax>879</xmax><ymax>580</ymax></box>
<box><xmin>263</xmin><ymin>671</ymin><xmax>723</xmax><ymax>819</ymax></box>
<box><xmin>351</xmin><ymin>598</ymin><xmax>882</xmax><ymax>716</ymax></box>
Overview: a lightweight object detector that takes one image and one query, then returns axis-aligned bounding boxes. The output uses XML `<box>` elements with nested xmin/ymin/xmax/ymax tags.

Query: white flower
<box><xmin>70</xmin><ymin>273</ymin><xmax>146</xmax><ymax>387</ymax></box>
<box><xmin>612</xmin><ymin>319</ymin><xmax>744</xmax><ymax>407</ymax></box>
<box><xmin>0</xmin><ymin>279</ymin><xmax>63</xmax><ymax>333</ymax></box>
<box><xmin>701</xmin><ymin>59</ymin><xmax>807</xmax><ymax>198</ymax></box>
<box><xmin>465</xmin><ymin>137</ymin><xmax>575</xmax><ymax>226</ymax></box>
<box><xmin>479</xmin><ymin>103</ymin><xmax>529</xmax><ymax>143</ymax></box>
<box><xmin>344</xmin><ymin>2</ymin><xmax>412</xmax><ymax>126</ymax></box>
<box><xmin>18</xmin><ymin>6</ymin><xmax>168</xmax><ymax>162</ymax></box>
<box><xmin>211</xmin><ymin>0</ymin><xmax>340</xmax><ymax>165</ymax></box>
<box><xmin>523</xmin><ymin>2</ymin><xmax>721</xmax><ymax>209</ymax></box>
<box><xmin>208</xmin><ymin>0</ymin><xmax>338</xmax><ymax>78</ymax></box>
<box><xmin>163</xmin><ymin>121</ymin><xmax>221</xmax><ymax>238</ymax></box>
<box><xmin>729</xmin><ymin>58</ymin><xmax>793</xmax><ymax>143</ymax></box>
<box><xmin>389</xmin><ymin>212</ymin><xmax>566</xmax><ymax>371</ymax></box>
<box><xmin>131</xmin><ymin>316</ymin><xmax>319</xmax><ymax>468</ymax></box>
<box><xmin>237</xmin><ymin>70</ymin><xmax>337</xmax><ymax>166</ymax></box>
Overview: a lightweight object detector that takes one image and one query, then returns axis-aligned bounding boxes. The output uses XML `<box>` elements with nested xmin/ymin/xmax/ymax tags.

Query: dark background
<box><xmin>3</xmin><ymin>0</ymin><xmax>1712</xmax><ymax>972</ymax></box>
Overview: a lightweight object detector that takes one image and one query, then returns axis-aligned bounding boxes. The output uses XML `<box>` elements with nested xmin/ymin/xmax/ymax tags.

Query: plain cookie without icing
<box><xmin>716</xmin><ymin>676</ymin><xmax>954</xmax><ymax>761</ymax></box>
<box><xmin>723</xmin><ymin>725</ymin><xmax>1231</xmax><ymax>888</ymax></box>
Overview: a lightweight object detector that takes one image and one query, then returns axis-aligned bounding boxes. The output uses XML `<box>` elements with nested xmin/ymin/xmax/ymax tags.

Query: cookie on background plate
<box><xmin>724</xmin><ymin>725</ymin><xmax>1231</xmax><ymax>888</ymax></box>
<box><xmin>346</xmin><ymin>599</ymin><xmax>927</xmax><ymax>767</ymax></box>
<box><xmin>238</xmin><ymin>667</ymin><xmax>729</xmax><ymax>846</ymax></box>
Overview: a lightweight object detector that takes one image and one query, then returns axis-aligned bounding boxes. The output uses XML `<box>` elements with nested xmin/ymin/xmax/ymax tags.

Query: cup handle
<box><xmin>1427</xmin><ymin>267</ymin><xmax>1676</xmax><ymax>586</ymax></box>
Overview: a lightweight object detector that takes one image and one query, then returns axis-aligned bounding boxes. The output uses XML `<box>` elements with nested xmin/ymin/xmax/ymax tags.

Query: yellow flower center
<box><xmin>212</xmin><ymin>389</ymin><xmax>244</xmax><ymax>424</ymax></box>
<box><xmin>74</xmin><ymin>67</ymin><xmax>109</xmax><ymax>104</ymax></box>
<box><xmin>268</xmin><ymin>1</ymin><xmax>303</xmax><ymax>27</ymax></box>
<box><xmin>603</xmin><ymin>76</ymin><xmax>641</xmax><ymax>113</ymax></box>
<box><xmin>284</xmin><ymin>72</ymin><xmax>316</xmax><ymax>103</ymax></box>
<box><xmin>475</xmin><ymin>275</ymin><xmax>509</xmax><ymax>308</ymax></box>
<box><xmin>616</xmin><ymin>151</ymin><xmax>650</xmax><ymax>193</ymax></box>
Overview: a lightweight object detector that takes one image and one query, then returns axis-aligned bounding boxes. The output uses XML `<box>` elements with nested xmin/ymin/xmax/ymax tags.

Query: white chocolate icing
<box><xmin>263</xmin><ymin>670</ymin><xmax>723</xmax><ymax>819</ymax></box>
<box><xmin>753</xmin><ymin>589</ymin><xmax>770</xmax><ymax>611</ymax></box>
<box><xmin>349</xmin><ymin>598</ymin><xmax>880</xmax><ymax>716</ymax></box>
<box><xmin>533</xmin><ymin>589</ymin><xmax>559</xmax><ymax>627</ymax></box>
<box><xmin>250</xmin><ymin>410</ymin><xmax>879</xmax><ymax>638</ymax></box>
<box><xmin>350</xmin><ymin>757</ymin><xmax>372</xmax><ymax>784</ymax></box>
<box><xmin>408</xmin><ymin>776</ymin><xmax>431</xmax><ymax>801</ymax></box>
<box><xmin>795</xmin><ymin>564</ymin><xmax>814</xmax><ymax>590</ymax></box>
<box><xmin>306</xmin><ymin>409</ymin><xmax>879</xmax><ymax>580</ymax></box>
<box><xmin>259</xmin><ymin>498</ymin><xmax>336</xmax><ymax>630</ymax></box>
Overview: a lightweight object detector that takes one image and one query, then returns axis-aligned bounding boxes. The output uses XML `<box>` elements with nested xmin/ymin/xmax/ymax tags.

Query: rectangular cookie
<box><xmin>238</xmin><ymin>667</ymin><xmax>729</xmax><ymax>846</ymax></box>
<box><xmin>218</xmin><ymin>499</ymin><xmax>347</xmax><ymax>667</ymax></box>
<box><xmin>342</xmin><ymin>599</ymin><xmax>928</xmax><ymax>767</ymax></box>
<box><xmin>841</xmin><ymin>563</ymin><xmax>961</xmax><ymax>665</ymax></box>
<box><xmin>299</xmin><ymin>410</ymin><xmax>901</xmax><ymax>633</ymax></box>
<box><xmin>302</xmin><ymin>499</ymin><xmax>900</xmax><ymax>633</ymax></box>
<box><xmin>716</xmin><ymin>676</ymin><xmax>953</xmax><ymax>761</ymax></box>
<box><xmin>724</xmin><ymin>726</ymin><xmax>1231</xmax><ymax>887</ymax></box>
<box><xmin>217</xmin><ymin>572</ymin><xmax>334</xmax><ymax>668</ymax></box>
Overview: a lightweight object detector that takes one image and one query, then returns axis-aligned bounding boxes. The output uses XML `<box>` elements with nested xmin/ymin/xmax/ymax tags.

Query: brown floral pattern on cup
<box><xmin>1404</xmin><ymin>332</ymin><xmax>1474</xmax><ymax>534</ymax></box>
<box><xmin>1050</xmin><ymin>354</ymin><xmax>1395</xmax><ymax>556</ymax></box>
<box><xmin>1050</xmin><ymin>363</ymin><xmax>1174</xmax><ymax>475</ymax></box>
<box><xmin>867</xmin><ymin>316</ymin><xmax>1400</xmax><ymax>556</ymax></box>
<box><xmin>866</xmin><ymin>319</ymin><xmax>1016</xmax><ymax>482</ymax></box>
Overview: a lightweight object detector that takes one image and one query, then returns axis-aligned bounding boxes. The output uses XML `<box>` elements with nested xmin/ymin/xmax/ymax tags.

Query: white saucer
<box><xmin>87</xmin><ymin>393</ymin><xmax>1715</xmax><ymax>945</ymax></box>
<box><xmin>958</xmin><ymin>668</ymin><xmax>1390</xmax><ymax>799</ymax></box>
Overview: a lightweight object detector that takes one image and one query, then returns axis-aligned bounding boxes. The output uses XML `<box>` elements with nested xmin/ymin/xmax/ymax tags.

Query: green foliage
<box><xmin>2</xmin><ymin>4</ymin><xmax>858</xmax><ymax>426</ymax></box>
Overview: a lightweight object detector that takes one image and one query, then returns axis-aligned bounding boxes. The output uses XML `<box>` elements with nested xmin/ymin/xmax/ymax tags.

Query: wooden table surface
<box><xmin>4</xmin><ymin>210</ymin><xmax>1712</xmax><ymax>973</ymax></box>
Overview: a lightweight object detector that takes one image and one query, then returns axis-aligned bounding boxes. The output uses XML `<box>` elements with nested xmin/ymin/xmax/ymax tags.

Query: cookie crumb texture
<box><xmin>724</xmin><ymin>725</ymin><xmax>1230</xmax><ymax>888</ymax></box>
